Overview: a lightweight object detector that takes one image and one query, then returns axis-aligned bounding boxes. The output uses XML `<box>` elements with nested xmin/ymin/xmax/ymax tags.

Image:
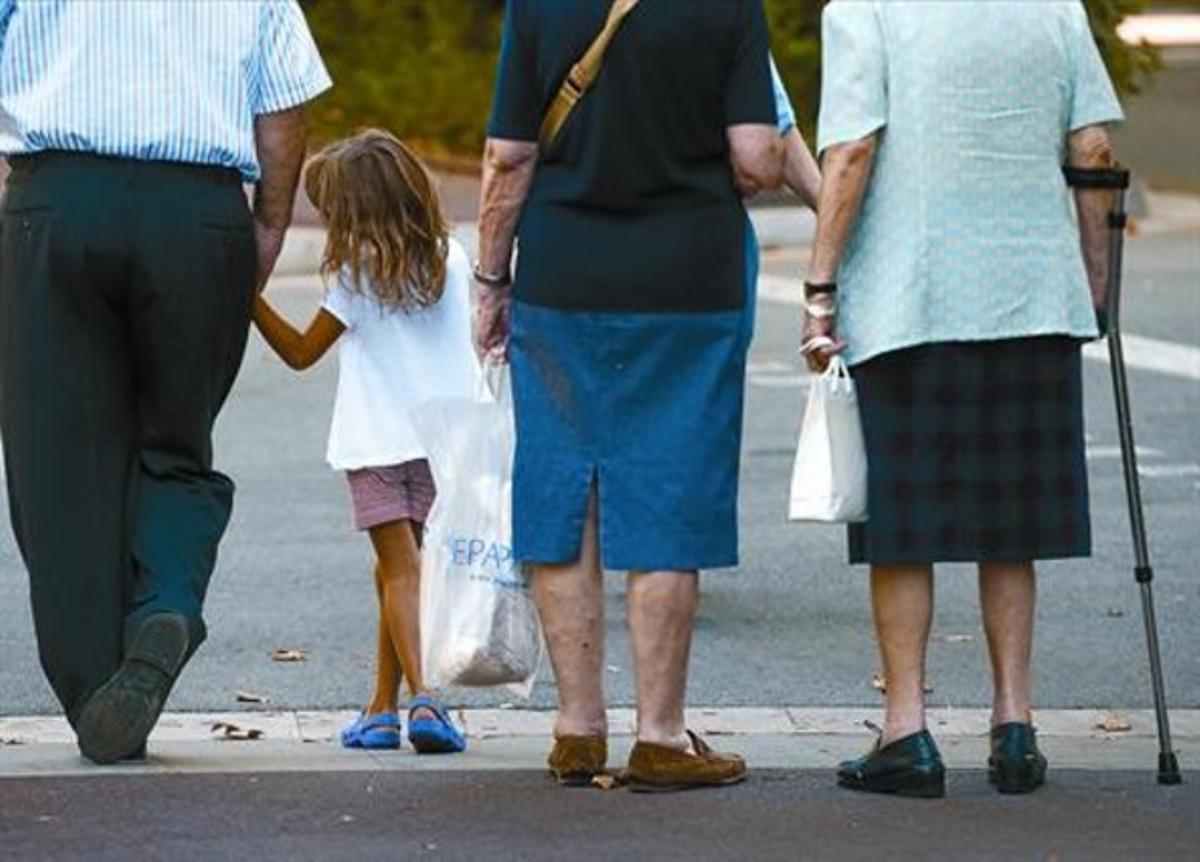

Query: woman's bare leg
<box><xmin>364</xmin><ymin>563</ymin><xmax>402</xmax><ymax>715</ymax></box>
<box><xmin>532</xmin><ymin>493</ymin><xmax>608</xmax><ymax>739</ymax></box>
<box><xmin>627</xmin><ymin>570</ymin><xmax>698</xmax><ymax>750</ymax></box>
<box><xmin>871</xmin><ymin>564</ymin><xmax>934</xmax><ymax>745</ymax></box>
<box><xmin>979</xmin><ymin>561</ymin><xmax>1036</xmax><ymax>727</ymax></box>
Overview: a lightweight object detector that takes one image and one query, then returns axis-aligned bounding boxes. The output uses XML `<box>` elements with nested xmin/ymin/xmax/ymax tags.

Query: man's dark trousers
<box><xmin>0</xmin><ymin>153</ymin><xmax>256</xmax><ymax>722</ymax></box>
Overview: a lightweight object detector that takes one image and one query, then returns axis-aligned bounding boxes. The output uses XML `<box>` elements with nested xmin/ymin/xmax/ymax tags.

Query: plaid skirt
<box><xmin>848</xmin><ymin>336</ymin><xmax>1091</xmax><ymax>565</ymax></box>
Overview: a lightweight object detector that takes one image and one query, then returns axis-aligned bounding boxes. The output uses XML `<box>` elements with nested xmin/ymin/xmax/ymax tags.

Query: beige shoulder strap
<box><xmin>538</xmin><ymin>0</ymin><xmax>641</xmax><ymax>150</ymax></box>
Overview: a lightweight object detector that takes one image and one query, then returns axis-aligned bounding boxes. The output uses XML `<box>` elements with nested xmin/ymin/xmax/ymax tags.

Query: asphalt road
<box><xmin>2</xmin><ymin>769</ymin><xmax>1197</xmax><ymax>861</ymax></box>
<box><xmin>1</xmin><ymin>224</ymin><xmax>1196</xmax><ymax>717</ymax></box>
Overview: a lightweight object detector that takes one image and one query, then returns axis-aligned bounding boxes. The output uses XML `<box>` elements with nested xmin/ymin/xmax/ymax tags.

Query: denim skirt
<box><xmin>849</xmin><ymin>336</ymin><xmax>1091</xmax><ymax>565</ymax></box>
<box><xmin>509</xmin><ymin>300</ymin><xmax>749</xmax><ymax>571</ymax></box>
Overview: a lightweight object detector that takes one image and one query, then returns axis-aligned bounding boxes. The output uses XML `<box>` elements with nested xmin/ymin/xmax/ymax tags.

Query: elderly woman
<box><xmin>804</xmin><ymin>0</ymin><xmax>1123</xmax><ymax>797</ymax></box>
<box><xmin>475</xmin><ymin>0</ymin><xmax>784</xmax><ymax>791</ymax></box>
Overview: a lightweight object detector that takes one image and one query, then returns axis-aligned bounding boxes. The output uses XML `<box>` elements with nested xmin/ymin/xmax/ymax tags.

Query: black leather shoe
<box><xmin>837</xmin><ymin>728</ymin><xmax>946</xmax><ymax>798</ymax></box>
<box><xmin>988</xmin><ymin>722</ymin><xmax>1047</xmax><ymax>794</ymax></box>
<box><xmin>77</xmin><ymin>613</ymin><xmax>190</xmax><ymax>765</ymax></box>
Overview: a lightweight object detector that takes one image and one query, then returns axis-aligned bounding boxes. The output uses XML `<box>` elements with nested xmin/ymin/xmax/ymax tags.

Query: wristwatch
<box><xmin>473</xmin><ymin>261</ymin><xmax>512</xmax><ymax>289</ymax></box>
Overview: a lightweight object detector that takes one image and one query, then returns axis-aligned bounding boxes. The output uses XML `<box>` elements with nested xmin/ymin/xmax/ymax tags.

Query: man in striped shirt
<box><xmin>0</xmin><ymin>0</ymin><xmax>331</xmax><ymax>764</ymax></box>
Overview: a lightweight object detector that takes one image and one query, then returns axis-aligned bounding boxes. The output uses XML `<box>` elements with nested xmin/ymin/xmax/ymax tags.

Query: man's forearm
<box><xmin>253</xmin><ymin>107</ymin><xmax>309</xmax><ymax>230</ymax></box>
<box><xmin>807</xmin><ymin>135</ymin><xmax>877</xmax><ymax>283</ymax></box>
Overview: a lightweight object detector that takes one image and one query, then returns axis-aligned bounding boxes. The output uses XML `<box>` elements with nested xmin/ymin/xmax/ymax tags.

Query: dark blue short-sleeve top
<box><xmin>488</xmin><ymin>0</ymin><xmax>777</xmax><ymax>314</ymax></box>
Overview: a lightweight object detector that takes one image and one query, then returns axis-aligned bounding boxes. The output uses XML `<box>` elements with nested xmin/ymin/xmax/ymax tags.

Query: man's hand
<box><xmin>475</xmin><ymin>285</ymin><xmax>513</xmax><ymax>361</ymax></box>
<box><xmin>254</xmin><ymin>221</ymin><xmax>288</xmax><ymax>293</ymax></box>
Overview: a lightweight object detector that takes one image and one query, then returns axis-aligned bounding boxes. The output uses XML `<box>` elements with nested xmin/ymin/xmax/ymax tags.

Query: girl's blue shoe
<box><xmin>341</xmin><ymin>712</ymin><xmax>401</xmax><ymax>750</ymax></box>
<box><xmin>407</xmin><ymin>695</ymin><xmax>467</xmax><ymax>754</ymax></box>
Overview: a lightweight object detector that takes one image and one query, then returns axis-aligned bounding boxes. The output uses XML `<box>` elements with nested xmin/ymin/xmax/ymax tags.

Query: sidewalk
<box><xmin>3</xmin><ymin>707</ymin><xmax>1197</xmax><ymax>778</ymax></box>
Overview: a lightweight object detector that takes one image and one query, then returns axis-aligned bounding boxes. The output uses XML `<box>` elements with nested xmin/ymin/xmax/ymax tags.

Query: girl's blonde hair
<box><xmin>305</xmin><ymin>129</ymin><xmax>450</xmax><ymax>310</ymax></box>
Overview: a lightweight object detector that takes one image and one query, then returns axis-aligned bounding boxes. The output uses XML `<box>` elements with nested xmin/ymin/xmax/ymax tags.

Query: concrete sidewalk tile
<box><xmin>926</xmin><ymin>708</ymin><xmax>990</xmax><ymax>736</ymax></box>
<box><xmin>785</xmin><ymin>708</ymin><xmax>881</xmax><ymax>735</ymax></box>
<box><xmin>605</xmin><ymin>708</ymin><xmax>637</xmax><ymax>735</ymax></box>
<box><xmin>295</xmin><ymin>710</ymin><xmax>360</xmax><ymax>743</ymax></box>
<box><xmin>459</xmin><ymin>709</ymin><xmax>556</xmax><ymax>739</ymax></box>
<box><xmin>152</xmin><ymin>710</ymin><xmax>300</xmax><ymax>743</ymax></box>
<box><xmin>685</xmin><ymin>707</ymin><xmax>794</xmax><ymax>736</ymax></box>
<box><xmin>0</xmin><ymin>716</ymin><xmax>74</xmax><ymax>745</ymax></box>
<box><xmin>1168</xmin><ymin>710</ymin><xmax>1200</xmax><ymax>739</ymax></box>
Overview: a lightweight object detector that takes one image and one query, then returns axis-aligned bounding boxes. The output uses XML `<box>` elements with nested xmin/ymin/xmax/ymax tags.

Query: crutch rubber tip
<box><xmin>1158</xmin><ymin>752</ymin><xmax>1183</xmax><ymax>785</ymax></box>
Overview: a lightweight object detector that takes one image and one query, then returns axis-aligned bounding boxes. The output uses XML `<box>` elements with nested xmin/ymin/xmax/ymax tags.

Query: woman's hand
<box><xmin>474</xmin><ymin>285</ymin><xmax>513</xmax><ymax>362</ymax></box>
<box><xmin>800</xmin><ymin>294</ymin><xmax>846</xmax><ymax>373</ymax></box>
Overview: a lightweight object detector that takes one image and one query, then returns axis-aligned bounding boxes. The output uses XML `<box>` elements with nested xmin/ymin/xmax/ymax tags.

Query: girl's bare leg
<box><xmin>364</xmin><ymin>563</ymin><xmax>402</xmax><ymax>715</ymax></box>
<box><xmin>369</xmin><ymin>520</ymin><xmax>436</xmax><ymax>719</ymax></box>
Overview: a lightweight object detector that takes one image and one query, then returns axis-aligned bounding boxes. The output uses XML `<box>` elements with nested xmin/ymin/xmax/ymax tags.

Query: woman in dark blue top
<box><xmin>475</xmin><ymin>0</ymin><xmax>782</xmax><ymax>791</ymax></box>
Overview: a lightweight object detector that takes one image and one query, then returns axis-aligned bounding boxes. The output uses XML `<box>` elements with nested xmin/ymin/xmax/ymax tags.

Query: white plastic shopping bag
<box><xmin>788</xmin><ymin>356</ymin><xmax>869</xmax><ymax>523</ymax></box>
<box><xmin>412</xmin><ymin>364</ymin><xmax>542</xmax><ymax>698</ymax></box>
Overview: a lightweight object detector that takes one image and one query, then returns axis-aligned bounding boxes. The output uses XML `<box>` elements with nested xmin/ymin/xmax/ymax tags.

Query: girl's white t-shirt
<box><xmin>321</xmin><ymin>238</ymin><xmax>479</xmax><ymax>471</ymax></box>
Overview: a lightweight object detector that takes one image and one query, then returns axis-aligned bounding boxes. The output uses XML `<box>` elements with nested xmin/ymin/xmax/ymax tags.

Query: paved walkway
<box><xmin>3</xmin><ymin>708</ymin><xmax>1196</xmax><ymax>779</ymax></box>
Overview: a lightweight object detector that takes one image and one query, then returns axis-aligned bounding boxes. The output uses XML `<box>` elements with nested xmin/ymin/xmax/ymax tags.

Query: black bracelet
<box><xmin>472</xmin><ymin>262</ymin><xmax>513</xmax><ymax>289</ymax></box>
<box><xmin>804</xmin><ymin>281</ymin><xmax>838</xmax><ymax>299</ymax></box>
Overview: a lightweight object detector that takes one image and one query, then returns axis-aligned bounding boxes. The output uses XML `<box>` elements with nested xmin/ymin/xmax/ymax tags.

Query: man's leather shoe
<box><xmin>76</xmin><ymin>613</ymin><xmax>190</xmax><ymax>765</ymax></box>
<box><xmin>988</xmin><ymin>722</ymin><xmax>1047</xmax><ymax>794</ymax></box>
<box><xmin>837</xmin><ymin>728</ymin><xmax>946</xmax><ymax>798</ymax></box>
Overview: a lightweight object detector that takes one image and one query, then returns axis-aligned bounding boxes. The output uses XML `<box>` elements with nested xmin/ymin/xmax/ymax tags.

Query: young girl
<box><xmin>254</xmin><ymin>129</ymin><xmax>476</xmax><ymax>753</ymax></box>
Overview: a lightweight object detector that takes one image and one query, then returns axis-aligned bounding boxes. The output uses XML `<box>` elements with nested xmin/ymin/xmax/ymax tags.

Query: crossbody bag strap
<box><xmin>538</xmin><ymin>0</ymin><xmax>641</xmax><ymax>150</ymax></box>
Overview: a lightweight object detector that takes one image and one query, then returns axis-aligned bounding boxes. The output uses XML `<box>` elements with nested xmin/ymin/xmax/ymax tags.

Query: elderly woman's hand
<box><xmin>800</xmin><ymin>292</ymin><xmax>846</xmax><ymax>373</ymax></box>
<box><xmin>474</xmin><ymin>284</ymin><xmax>513</xmax><ymax>362</ymax></box>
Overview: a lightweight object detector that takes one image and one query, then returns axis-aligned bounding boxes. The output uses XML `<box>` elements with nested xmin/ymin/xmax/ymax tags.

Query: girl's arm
<box><xmin>253</xmin><ymin>294</ymin><xmax>346</xmax><ymax>371</ymax></box>
<box><xmin>783</xmin><ymin>127</ymin><xmax>822</xmax><ymax>213</ymax></box>
<box><xmin>770</xmin><ymin>58</ymin><xmax>821</xmax><ymax>211</ymax></box>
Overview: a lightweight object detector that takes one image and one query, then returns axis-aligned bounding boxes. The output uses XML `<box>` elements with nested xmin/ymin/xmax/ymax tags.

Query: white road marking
<box><xmin>1137</xmin><ymin>463</ymin><xmax>1200</xmax><ymax>479</ymax></box>
<box><xmin>1086</xmin><ymin>446</ymin><xmax>1164</xmax><ymax>460</ymax></box>
<box><xmin>1082</xmin><ymin>336</ymin><xmax>1200</xmax><ymax>382</ymax></box>
<box><xmin>758</xmin><ymin>274</ymin><xmax>1200</xmax><ymax>382</ymax></box>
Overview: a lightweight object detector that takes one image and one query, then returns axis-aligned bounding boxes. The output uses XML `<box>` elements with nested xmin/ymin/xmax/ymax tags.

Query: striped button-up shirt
<box><xmin>0</xmin><ymin>0</ymin><xmax>332</xmax><ymax>180</ymax></box>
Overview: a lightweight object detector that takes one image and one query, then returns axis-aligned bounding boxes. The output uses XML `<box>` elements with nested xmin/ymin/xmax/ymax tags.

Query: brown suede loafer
<box><xmin>547</xmin><ymin>735</ymin><xmax>608</xmax><ymax>787</ymax></box>
<box><xmin>625</xmin><ymin>730</ymin><xmax>747</xmax><ymax>793</ymax></box>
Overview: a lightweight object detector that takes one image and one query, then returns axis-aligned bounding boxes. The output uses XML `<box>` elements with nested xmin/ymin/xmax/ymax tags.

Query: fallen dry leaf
<box><xmin>591</xmin><ymin>773</ymin><xmax>621</xmax><ymax>791</ymax></box>
<box><xmin>235</xmin><ymin>690</ymin><xmax>270</xmax><ymax>704</ymax></box>
<box><xmin>872</xmin><ymin>674</ymin><xmax>934</xmax><ymax>694</ymax></box>
<box><xmin>211</xmin><ymin>721</ymin><xmax>264</xmax><ymax>741</ymax></box>
<box><xmin>270</xmin><ymin>648</ymin><xmax>308</xmax><ymax>663</ymax></box>
<box><xmin>1095</xmin><ymin>712</ymin><xmax>1133</xmax><ymax>733</ymax></box>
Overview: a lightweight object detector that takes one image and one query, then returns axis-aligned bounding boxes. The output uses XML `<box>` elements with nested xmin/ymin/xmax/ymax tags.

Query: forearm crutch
<box><xmin>1064</xmin><ymin>165</ymin><xmax>1182</xmax><ymax>785</ymax></box>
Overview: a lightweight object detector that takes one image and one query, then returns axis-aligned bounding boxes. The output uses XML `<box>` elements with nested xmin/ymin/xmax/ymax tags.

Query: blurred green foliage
<box><xmin>301</xmin><ymin>0</ymin><xmax>1159</xmax><ymax>157</ymax></box>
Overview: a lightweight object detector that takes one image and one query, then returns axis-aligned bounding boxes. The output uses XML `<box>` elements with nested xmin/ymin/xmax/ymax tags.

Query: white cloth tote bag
<box><xmin>788</xmin><ymin>356</ymin><xmax>869</xmax><ymax>523</ymax></box>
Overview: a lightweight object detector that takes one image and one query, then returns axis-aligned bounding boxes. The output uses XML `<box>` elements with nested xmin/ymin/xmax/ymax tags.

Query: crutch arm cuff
<box><xmin>1063</xmin><ymin>165</ymin><xmax>1131</xmax><ymax>190</ymax></box>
